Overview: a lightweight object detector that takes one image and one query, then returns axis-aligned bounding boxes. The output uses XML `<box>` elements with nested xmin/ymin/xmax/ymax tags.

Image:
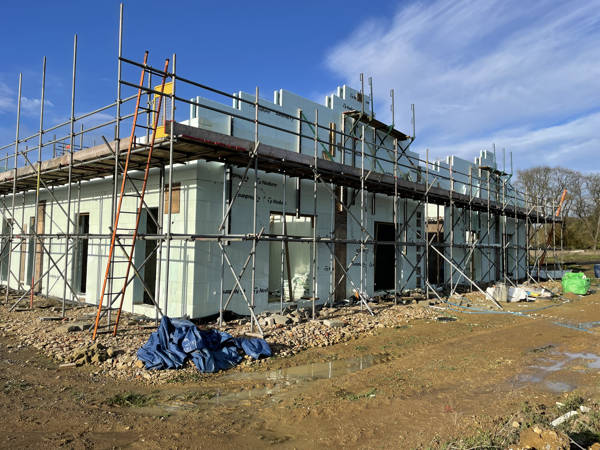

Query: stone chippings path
<box><xmin>0</xmin><ymin>291</ymin><xmax>440</xmax><ymax>384</ymax></box>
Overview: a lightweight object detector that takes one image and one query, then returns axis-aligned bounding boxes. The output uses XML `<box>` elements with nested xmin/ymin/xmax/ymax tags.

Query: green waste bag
<box><xmin>562</xmin><ymin>272</ymin><xmax>590</xmax><ymax>295</ymax></box>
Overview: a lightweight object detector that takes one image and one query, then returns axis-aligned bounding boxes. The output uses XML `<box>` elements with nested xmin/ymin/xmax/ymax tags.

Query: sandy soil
<box><xmin>1</xmin><ymin>278</ymin><xmax>600</xmax><ymax>448</ymax></box>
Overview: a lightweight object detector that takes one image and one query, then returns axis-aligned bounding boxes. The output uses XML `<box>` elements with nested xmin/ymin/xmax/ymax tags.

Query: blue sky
<box><xmin>1</xmin><ymin>0</ymin><xmax>599</xmax><ymax>172</ymax></box>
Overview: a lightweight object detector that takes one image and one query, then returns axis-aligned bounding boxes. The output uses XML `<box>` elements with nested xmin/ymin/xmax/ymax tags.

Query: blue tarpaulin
<box><xmin>137</xmin><ymin>316</ymin><xmax>271</xmax><ymax>373</ymax></box>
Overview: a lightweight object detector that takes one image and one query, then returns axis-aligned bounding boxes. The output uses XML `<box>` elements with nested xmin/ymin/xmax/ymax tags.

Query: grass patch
<box><xmin>335</xmin><ymin>387</ymin><xmax>377</xmax><ymax>401</ymax></box>
<box><xmin>3</xmin><ymin>380</ymin><xmax>32</xmax><ymax>393</ymax></box>
<box><xmin>106</xmin><ymin>392</ymin><xmax>153</xmax><ymax>407</ymax></box>
<box><xmin>166</xmin><ymin>371</ymin><xmax>206</xmax><ymax>384</ymax></box>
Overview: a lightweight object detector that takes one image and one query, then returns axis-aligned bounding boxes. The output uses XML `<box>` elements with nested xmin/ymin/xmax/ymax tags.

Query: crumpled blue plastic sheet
<box><xmin>137</xmin><ymin>316</ymin><xmax>271</xmax><ymax>373</ymax></box>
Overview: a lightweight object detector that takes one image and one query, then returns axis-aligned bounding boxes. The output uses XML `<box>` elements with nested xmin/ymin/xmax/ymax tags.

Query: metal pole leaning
<box><xmin>30</xmin><ymin>56</ymin><xmax>46</xmax><ymax>308</ymax></box>
<box><xmin>425</xmin><ymin>148</ymin><xmax>430</xmax><ymax>299</ymax></box>
<box><xmin>5</xmin><ymin>73</ymin><xmax>21</xmax><ymax>304</ymax></box>
<box><xmin>218</xmin><ymin>165</ymin><xmax>228</xmax><ymax>326</ymax></box>
<box><xmin>62</xmin><ymin>34</ymin><xmax>77</xmax><ymax>317</ymax></box>
<box><xmin>360</xmin><ymin>124</ymin><xmax>365</xmax><ymax>309</ymax></box>
<box><xmin>312</xmin><ymin>109</ymin><xmax>318</xmax><ymax>320</ymax></box>
<box><xmin>163</xmin><ymin>52</ymin><xmax>176</xmax><ymax>319</ymax></box>
<box><xmin>249</xmin><ymin>86</ymin><xmax>259</xmax><ymax>332</ymax></box>
<box><xmin>155</xmin><ymin>164</ymin><xmax>165</xmax><ymax>326</ymax></box>
<box><xmin>107</xmin><ymin>2</ymin><xmax>124</xmax><ymax>329</ymax></box>
<box><xmin>393</xmin><ymin>138</ymin><xmax>398</xmax><ymax>304</ymax></box>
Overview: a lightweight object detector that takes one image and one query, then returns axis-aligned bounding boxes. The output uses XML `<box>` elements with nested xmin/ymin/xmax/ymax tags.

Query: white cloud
<box><xmin>326</xmin><ymin>0</ymin><xmax>600</xmax><ymax>171</ymax></box>
<box><xmin>428</xmin><ymin>112</ymin><xmax>600</xmax><ymax>173</ymax></box>
<box><xmin>0</xmin><ymin>82</ymin><xmax>14</xmax><ymax>113</ymax></box>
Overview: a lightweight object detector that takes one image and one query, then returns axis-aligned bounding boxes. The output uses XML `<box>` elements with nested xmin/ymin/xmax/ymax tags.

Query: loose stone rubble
<box><xmin>0</xmin><ymin>289</ymin><xmax>440</xmax><ymax>384</ymax></box>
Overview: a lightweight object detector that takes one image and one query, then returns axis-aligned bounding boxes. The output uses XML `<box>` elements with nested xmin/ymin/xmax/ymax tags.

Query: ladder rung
<box><xmin>135</xmin><ymin>124</ymin><xmax>155</xmax><ymax>131</ymax></box>
<box><xmin>131</xmin><ymin>142</ymin><xmax>153</xmax><ymax>148</ymax></box>
<box><xmin>109</xmin><ymin>276</ymin><xmax>128</xmax><ymax>280</ymax></box>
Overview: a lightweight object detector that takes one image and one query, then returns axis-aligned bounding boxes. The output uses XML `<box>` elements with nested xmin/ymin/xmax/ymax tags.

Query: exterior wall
<box><xmin>0</xmin><ymin>158</ymin><xmax>426</xmax><ymax>318</ymax></box>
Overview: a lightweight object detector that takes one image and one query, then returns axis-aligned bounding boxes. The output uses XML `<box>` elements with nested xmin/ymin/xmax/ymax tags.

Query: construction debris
<box><xmin>0</xmin><ymin>294</ymin><xmax>440</xmax><ymax>383</ymax></box>
<box><xmin>484</xmin><ymin>283</ymin><xmax>556</xmax><ymax>304</ymax></box>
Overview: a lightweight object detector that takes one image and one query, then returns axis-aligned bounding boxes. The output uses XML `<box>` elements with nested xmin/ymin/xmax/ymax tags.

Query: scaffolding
<box><xmin>0</xmin><ymin>4</ymin><xmax>562</xmax><ymax>338</ymax></box>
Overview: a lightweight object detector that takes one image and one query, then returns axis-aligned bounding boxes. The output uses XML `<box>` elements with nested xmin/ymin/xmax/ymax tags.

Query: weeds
<box><xmin>557</xmin><ymin>392</ymin><xmax>584</xmax><ymax>413</ymax></box>
<box><xmin>520</xmin><ymin>401</ymin><xmax>548</xmax><ymax>427</ymax></box>
<box><xmin>335</xmin><ymin>387</ymin><xmax>377</xmax><ymax>401</ymax></box>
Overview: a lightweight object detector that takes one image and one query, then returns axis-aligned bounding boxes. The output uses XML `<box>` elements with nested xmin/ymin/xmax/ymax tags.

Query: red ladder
<box><xmin>92</xmin><ymin>52</ymin><xmax>170</xmax><ymax>339</ymax></box>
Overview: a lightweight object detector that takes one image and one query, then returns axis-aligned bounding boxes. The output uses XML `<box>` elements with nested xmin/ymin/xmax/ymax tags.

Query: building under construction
<box><xmin>0</xmin><ymin>6</ymin><xmax>560</xmax><ymax>337</ymax></box>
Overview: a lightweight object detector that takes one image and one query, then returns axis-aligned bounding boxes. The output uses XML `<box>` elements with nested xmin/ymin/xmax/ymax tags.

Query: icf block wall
<box><xmin>0</xmin><ymin>163</ymin><xmax>199</xmax><ymax>320</ymax></box>
<box><xmin>190</xmin><ymin>164</ymin><xmax>337</xmax><ymax>317</ymax></box>
<box><xmin>186</xmin><ymin>85</ymin><xmax>418</xmax><ymax>181</ymax></box>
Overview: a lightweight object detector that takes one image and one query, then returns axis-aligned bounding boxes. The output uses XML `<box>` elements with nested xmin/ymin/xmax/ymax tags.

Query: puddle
<box><xmin>564</xmin><ymin>352</ymin><xmax>600</xmax><ymax>369</ymax></box>
<box><xmin>544</xmin><ymin>381</ymin><xmax>575</xmax><ymax>392</ymax></box>
<box><xmin>262</xmin><ymin>354</ymin><xmax>380</xmax><ymax>383</ymax></box>
<box><xmin>512</xmin><ymin>349</ymin><xmax>600</xmax><ymax>393</ymax></box>
<box><xmin>149</xmin><ymin>354</ymin><xmax>384</xmax><ymax>414</ymax></box>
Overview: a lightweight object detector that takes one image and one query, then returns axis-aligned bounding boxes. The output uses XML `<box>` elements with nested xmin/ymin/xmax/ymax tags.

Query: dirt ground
<box><xmin>2</xmin><ymin>271</ymin><xmax>600</xmax><ymax>448</ymax></box>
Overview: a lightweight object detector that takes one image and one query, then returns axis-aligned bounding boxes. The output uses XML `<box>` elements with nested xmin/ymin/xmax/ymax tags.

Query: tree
<box><xmin>574</xmin><ymin>174</ymin><xmax>600</xmax><ymax>250</ymax></box>
<box><xmin>515</xmin><ymin>166</ymin><xmax>600</xmax><ymax>250</ymax></box>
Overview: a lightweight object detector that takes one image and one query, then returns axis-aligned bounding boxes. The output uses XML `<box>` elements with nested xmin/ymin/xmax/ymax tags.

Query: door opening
<box><xmin>268</xmin><ymin>213</ymin><xmax>314</xmax><ymax>302</ymax></box>
<box><xmin>427</xmin><ymin>220</ymin><xmax>444</xmax><ymax>284</ymax></box>
<box><xmin>72</xmin><ymin>213</ymin><xmax>89</xmax><ymax>294</ymax></box>
<box><xmin>374</xmin><ymin>222</ymin><xmax>395</xmax><ymax>291</ymax></box>
<box><xmin>1</xmin><ymin>218</ymin><xmax>11</xmax><ymax>281</ymax></box>
<box><xmin>143</xmin><ymin>207</ymin><xmax>159</xmax><ymax>305</ymax></box>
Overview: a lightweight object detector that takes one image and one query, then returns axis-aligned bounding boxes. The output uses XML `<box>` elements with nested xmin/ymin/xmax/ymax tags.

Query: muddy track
<box><xmin>1</xmin><ymin>286</ymin><xmax>600</xmax><ymax>448</ymax></box>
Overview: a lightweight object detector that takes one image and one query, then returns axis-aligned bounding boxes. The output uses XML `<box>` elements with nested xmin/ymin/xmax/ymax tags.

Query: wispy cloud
<box><xmin>326</xmin><ymin>0</ymin><xmax>600</xmax><ymax>171</ymax></box>
<box><xmin>0</xmin><ymin>81</ymin><xmax>55</xmax><ymax>119</ymax></box>
<box><xmin>0</xmin><ymin>82</ymin><xmax>14</xmax><ymax>113</ymax></box>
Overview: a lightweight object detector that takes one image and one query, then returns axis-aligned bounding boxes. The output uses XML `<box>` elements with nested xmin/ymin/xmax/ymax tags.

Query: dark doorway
<box><xmin>1</xmin><ymin>218</ymin><xmax>11</xmax><ymax>281</ymax></box>
<box><xmin>143</xmin><ymin>207</ymin><xmax>159</xmax><ymax>305</ymax></box>
<box><xmin>374</xmin><ymin>222</ymin><xmax>395</xmax><ymax>291</ymax></box>
<box><xmin>428</xmin><ymin>223</ymin><xmax>444</xmax><ymax>284</ymax></box>
<box><xmin>72</xmin><ymin>213</ymin><xmax>89</xmax><ymax>294</ymax></box>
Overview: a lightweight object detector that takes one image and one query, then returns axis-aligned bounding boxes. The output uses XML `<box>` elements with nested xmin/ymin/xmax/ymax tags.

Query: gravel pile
<box><xmin>0</xmin><ymin>290</ymin><xmax>439</xmax><ymax>383</ymax></box>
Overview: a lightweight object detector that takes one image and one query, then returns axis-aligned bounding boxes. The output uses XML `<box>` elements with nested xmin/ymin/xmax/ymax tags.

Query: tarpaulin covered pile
<box><xmin>137</xmin><ymin>316</ymin><xmax>271</xmax><ymax>373</ymax></box>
